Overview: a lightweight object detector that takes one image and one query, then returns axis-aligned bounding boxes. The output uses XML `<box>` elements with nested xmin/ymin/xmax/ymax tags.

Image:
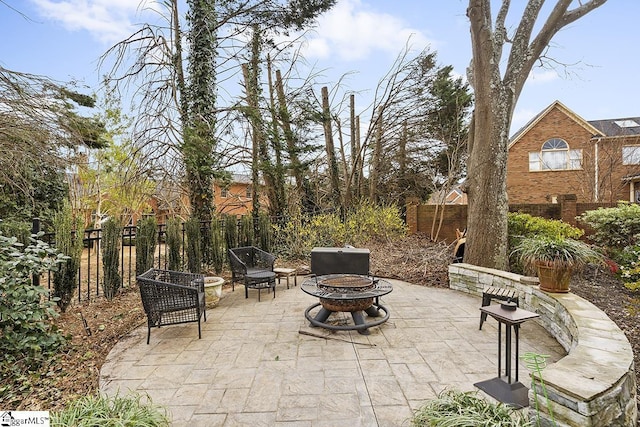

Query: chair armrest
<box><xmin>228</xmin><ymin>249</ymin><xmax>248</xmax><ymax>274</ymax></box>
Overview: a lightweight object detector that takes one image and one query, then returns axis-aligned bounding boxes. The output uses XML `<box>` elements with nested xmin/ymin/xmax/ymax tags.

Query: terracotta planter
<box><xmin>536</xmin><ymin>262</ymin><xmax>573</xmax><ymax>293</ymax></box>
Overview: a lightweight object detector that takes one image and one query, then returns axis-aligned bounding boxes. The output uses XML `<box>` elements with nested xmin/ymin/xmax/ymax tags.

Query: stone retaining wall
<box><xmin>449</xmin><ymin>263</ymin><xmax>637</xmax><ymax>426</ymax></box>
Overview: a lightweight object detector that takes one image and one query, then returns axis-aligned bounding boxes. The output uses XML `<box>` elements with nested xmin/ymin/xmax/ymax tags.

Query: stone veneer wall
<box><xmin>449</xmin><ymin>263</ymin><xmax>637</xmax><ymax>427</ymax></box>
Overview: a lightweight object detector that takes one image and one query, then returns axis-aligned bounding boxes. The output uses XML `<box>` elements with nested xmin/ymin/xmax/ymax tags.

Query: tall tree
<box><xmin>465</xmin><ymin>0</ymin><xmax>607</xmax><ymax>270</ymax></box>
<box><xmin>0</xmin><ymin>66</ymin><xmax>104</xmax><ymax>226</ymax></box>
<box><xmin>102</xmin><ymin>0</ymin><xmax>335</xmax><ymax>221</ymax></box>
<box><xmin>184</xmin><ymin>0</ymin><xmax>218</xmax><ymax>224</ymax></box>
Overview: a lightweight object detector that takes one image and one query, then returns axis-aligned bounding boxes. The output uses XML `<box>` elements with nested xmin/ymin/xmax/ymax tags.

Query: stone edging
<box><xmin>448</xmin><ymin>263</ymin><xmax>637</xmax><ymax>427</ymax></box>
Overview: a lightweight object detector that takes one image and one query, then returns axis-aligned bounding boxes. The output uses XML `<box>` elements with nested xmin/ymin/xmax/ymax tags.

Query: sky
<box><xmin>1</xmin><ymin>0</ymin><xmax>639</xmax><ymax>134</ymax></box>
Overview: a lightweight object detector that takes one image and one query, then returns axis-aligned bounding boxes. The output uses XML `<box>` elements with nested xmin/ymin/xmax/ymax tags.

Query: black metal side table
<box><xmin>474</xmin><ymin>304</ymin><xmax>540</xmax><ymax>408</ymax></box>
<box><xmin>244</xmin><ymin>271</ymin><xmax>276</xmax><ymax>301</ymax></box>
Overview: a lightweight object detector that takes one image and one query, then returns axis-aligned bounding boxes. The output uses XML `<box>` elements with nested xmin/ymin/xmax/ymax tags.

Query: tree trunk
<box><xmin>368</xmin><ymin>107</ymin><xmax>383</xmax><ymax>203</ymax></box>
<box><xmin>321</xmin><ymin>86</ymin><xmax>342</xmax><ymax>211</ymax></box>
<box><xmin>464</xmin><ymin>0</ymin><xmax>608</xmax><ymax>270</ymax></box>
<box><xmin>266</xmin><ymin>56</ymin><xmax>286</xmax><ymax>215</ymax></box>
<box><xmin>349</xmin><ymin>94</ymin><xmax>359</xmax><ymax>202</ymax></box>
<box><xmin>275</xmin><ymin>69</ymin><xmax>305</xmax><ymax>202</ymax></box>
<box><xmin>183</xmin><ymin>0</ymin><xmax>217</xmax><ymax>224</ymax></box>
<box><xmin>242</xmin><ymin>63</ymin><xmax>263</xmax><ymax>218</ymax></box>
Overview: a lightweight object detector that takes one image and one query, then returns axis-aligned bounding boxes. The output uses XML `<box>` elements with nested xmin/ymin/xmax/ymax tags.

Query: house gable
<box><xmin>507</xmin><ymin>100</ymin><xmax>640</xmax><ymax>204</ymax></box>
<box><xmin>508</xmin><ymin>100</ymin><xmax>603</xmax><ymax>149</ymax></box>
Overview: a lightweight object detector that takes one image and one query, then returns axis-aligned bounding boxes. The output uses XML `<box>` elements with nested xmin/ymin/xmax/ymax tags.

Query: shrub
<box><xmin>101</xmin><ymin>218</ymin><xmax>121</xmax><ymax>300</ymax></box>
<box><xmin>185</xmin><ymin>218</ymin><xmax>201</xmax><ymax>274</ymax></box>
<box><xmin>508</xmin><ymin>212</ymin><xmax>583</xmax><ymax>274</ymax></box>
<box><xmin>272</xmin><ymin>210</ymin><xmax>308</xmax><ymax>259</ymax></box>
<box><xmin>210</xmin><ymin>216</ymin><xmax>225</xmax><ymax>274</ymax></box>
<box><xmin>166</xmin><ymin>218</ymin><xmax>182</xmax><ymax>271</ymax></box>
<box><xmin>224</xmin><ymin>215</ymin><xmax>238</xmax><ymax>250</ymax></box>
<box><xmin>275</xmin><ymin>202</ymin><xmax>407</xmax><ymax>258</ymax></box>
<box><xmin>410</xmin><ymin>389</ymin><xmax>530</xmax><ymax>426</ymax></box>
<box><xmin>0</xmin><ymin>230</ymin><xmax>67</xmax><ymax>403</ymax></box>
<box><xmin>578</xmin><ymin>202</ymin><xmax>640</xmax><ymax>249</ymax></box>
<box><xmin>51</xmin><ymin>392</ymin><xmax>169</xmax><ymax>426</ymax></box>
<box><xmin>257</xmin><ymin>212</ymin><xmax>272</xmax><ymax>253</ymax></box>
<box><xmin>238</xmin><ymin>214</ymin><xmax>254</xmax><ymax>247</ymax></box>
<box><xmin>345</xmin><ymin>202</ymin><xmax>407</xmax><ymax>246</ymax></box>
<box><xmin>136</xmin><ymin>217</ymin><xmax>157</xmax><ymax>276</ymax></box>
<box><xmin>52</xmin><ymin>200</ymin><xmax>84</xmax><ymax>312</ymax></box>
<box><xmin>0</xmin><ymin>219</ymin><xmax>31</xmax><ymax>245</ymax></box>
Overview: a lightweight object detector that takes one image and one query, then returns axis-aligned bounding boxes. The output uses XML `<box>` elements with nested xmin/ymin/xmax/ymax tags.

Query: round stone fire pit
<box><xmin>301</xmin><ymin>274</ymin><xmax>393</xmax><ymax>335</ymax></box>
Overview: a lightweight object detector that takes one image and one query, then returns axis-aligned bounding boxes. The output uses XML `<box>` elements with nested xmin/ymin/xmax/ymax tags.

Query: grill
<box><xmin>301</xmin><ymin>247</ymin><xmax>392</xmax><ymax>335</ymax></box>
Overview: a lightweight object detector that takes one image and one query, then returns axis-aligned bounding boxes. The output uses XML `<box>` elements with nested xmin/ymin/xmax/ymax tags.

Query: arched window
<box><xmin>529</xmin><ymin>138</ymin><xmax>582</xmax><ymax>171</ymax></box>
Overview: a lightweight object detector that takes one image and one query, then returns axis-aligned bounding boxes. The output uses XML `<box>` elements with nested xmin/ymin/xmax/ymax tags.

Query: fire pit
<box><xmin>301</xmin><ymin>274</ymin><xmax>392</xmax><ymax>335</ymax></box>
<box><xmin>301</xmin><ymin>247</ymin><xmax>393</xmax><ymax>335</ymax></box>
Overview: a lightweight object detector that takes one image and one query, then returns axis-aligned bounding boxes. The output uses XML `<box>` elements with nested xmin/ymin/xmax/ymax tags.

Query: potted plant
<box><xmin>513</xmin><ymin>235</ymin><xmax>604</xmax><ymax>293</ymax></box>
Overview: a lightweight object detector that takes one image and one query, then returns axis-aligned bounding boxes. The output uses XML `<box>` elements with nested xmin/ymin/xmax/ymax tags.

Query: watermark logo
<box><xmin>0</xmin><ymin>411</ymin><xmax>50</xmax><ymax>427</ymax></box>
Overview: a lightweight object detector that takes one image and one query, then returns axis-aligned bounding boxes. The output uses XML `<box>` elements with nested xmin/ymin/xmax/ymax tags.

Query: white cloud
<box><xmin>30</xmin><ymin>0</ymin><xmax>155</xmax><ymax>44</ymax></box>
<box><xmin>527</xmin><ymin>69</ymin><xmax>559</xmax><ymax>84</ymax></box>
<box><xmin>302</xmin><ymin>0</ymin><xmax>432</xmax><ymax>62</ymax></box>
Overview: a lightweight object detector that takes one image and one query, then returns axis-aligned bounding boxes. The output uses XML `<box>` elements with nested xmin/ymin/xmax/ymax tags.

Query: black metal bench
<box><xmin>137</xmin><ymin>268</ymin><xmax>206</xmax><ymax>344</ymax></box>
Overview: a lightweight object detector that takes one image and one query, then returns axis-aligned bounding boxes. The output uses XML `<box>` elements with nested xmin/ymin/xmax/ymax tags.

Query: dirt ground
<box><xmin>8</xmin><ymin>234</ymin><xmax>640</xmax><ymax>412</ymax></box>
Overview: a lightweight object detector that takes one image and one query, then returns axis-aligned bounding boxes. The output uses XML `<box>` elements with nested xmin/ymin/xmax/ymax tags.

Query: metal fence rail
<box><xmin>34</xmin><ymin>217</ymin><xmax>279</xmax><ymax>303</ymax></box>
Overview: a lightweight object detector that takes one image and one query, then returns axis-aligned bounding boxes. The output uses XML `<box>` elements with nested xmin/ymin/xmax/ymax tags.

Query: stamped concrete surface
<box><xmin>99</xmin><ymin>278</ymin><xmax>565</xmax><ymax>427</ymax></box>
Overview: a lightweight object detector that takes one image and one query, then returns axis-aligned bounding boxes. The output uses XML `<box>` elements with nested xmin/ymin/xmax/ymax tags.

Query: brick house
<box><xmin>151</xmin><ymin>173</ymin><xmax>264</xmax><ymax>223</ymax></box>
<box><xmin>507</xmin><ymin>100</ymin><xmax>640</xmax><ymax>204</ymax></box>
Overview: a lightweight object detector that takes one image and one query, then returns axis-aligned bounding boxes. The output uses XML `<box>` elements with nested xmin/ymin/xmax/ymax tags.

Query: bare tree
<box><xmin>0</xmin><ymin>66</ymin><xmax>104</xmax><ymax>223</ymax></box>
<box><xmin>465</xmin><ymin>0</ymin><xmax>607</xmax><ymax>270</ymax></box>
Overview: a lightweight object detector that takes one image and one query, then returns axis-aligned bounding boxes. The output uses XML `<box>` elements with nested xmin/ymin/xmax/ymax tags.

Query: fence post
<box><xmin>405</xmin><ymin>198</ymin><xmax>419</xmax><ymax>235</ymax></box>
<box><xmin>32</xmin><ymin>218</ymin><xmax>40</xmax><ymax>287</ymax></box>
<box><xmin>559</xmin><ymin>194</ymin><xmax>578</xmax><ymax>227</ymax></box>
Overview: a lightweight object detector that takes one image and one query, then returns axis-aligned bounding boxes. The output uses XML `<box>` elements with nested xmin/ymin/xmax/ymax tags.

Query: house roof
<box><xmin>508</xmin><ymin>100</ymin><xmax>603</xmax><ymax>149</ymax></box>
<box><xmin>588</xmin><ymin>117</ymin><xmax>640</xmax><ymax>137</ymax></box>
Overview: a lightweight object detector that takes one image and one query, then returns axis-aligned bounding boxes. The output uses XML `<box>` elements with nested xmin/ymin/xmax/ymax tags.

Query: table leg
<box><xmin>498</xmin><ymin>321</ymin><xmax>502</xmax><ymax>379</ymax></box>
<box><xmin>505</xmin><ymin>323</ymin><xmax>512</xmax><ymax>384</ymax></box>
<box><xmin>351</xmin><ymin>311</ymin><xmax>370</xmax><ymax>335</ymax></box>
<box><xmin>365</xmin><ymin>306</ymin><xmax>380</xmax><ymax>317</ymax></box>
<box><xmin>313</xmin><ymin>307</ymin><xmax>332</xmax><ymax>325</ymax></box>
<box><xmin>515</xmin><ymin>324</ymin><xmax>520</xmax><ymax>382</ymax></box>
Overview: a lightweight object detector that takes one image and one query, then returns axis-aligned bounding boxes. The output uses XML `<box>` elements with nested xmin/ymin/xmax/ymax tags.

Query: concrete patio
<box><xmin>99</xmin><ymin>278</ymin><xmax>565</xmax><ymax>426</ymax></box>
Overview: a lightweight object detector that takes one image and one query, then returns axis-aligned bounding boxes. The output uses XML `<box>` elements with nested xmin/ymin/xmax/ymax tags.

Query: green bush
<box><xmin>101</xmin><ymin>218</ymin><xmax>121</xmax><ymax>300</ymax></box>
<box><xmin>275</xmin><ymin>202</ymin><xmax>407</xmax><ymax>258</ymax></box>
<box><xmin>136</xmin><ymin>217</ymin><xmax>157</xmax><ymax>276</ymax></box>
<box><xmin>238</xmin><ymin>214</ymin><xmax>254</xmax><ymax>247</ymax></box>
<box><xmin>51</xmin><ymin>392</ymin><xmax>169</xmax><ymax>427</ymax></box>
<box><xmin>508</xmin><ymin>212</ymin><xmax>583</xmax><ymax>274</ymax></box>
<box><xmin>52</xmin><ymin>200</ymin><xmax>84</xmax><ymax>312</ymax></box>
<box><xmin>224</xmin><ymin>215</ymin><xmax>238</xmax><ymax>250</ymax></box>
<box><xmin>0</xmin><ymin>230</ymin><xmax>67</xmax><ymax>404</ymax></box>
<box><xmin>185</xmin><ymin>218</ymin><xmax>201</xmax><ymax>274</ymax></box>
<box><xmin>345</xmin><ymin>202</ymin><xmax>407</xmax><ymax>246</ymax></box>
<box><xmin>578</xmin><ymin>202</ymin><xmax>640</xmax><ymax>249</ymax></box>
<box><xmin>257</xmin><ymin>212</ymin><xmax>273</xmax><ymax>253</ymax></box>
<box><xmin>410</xmin><ymin>389</ymin><xmax>530</xmax><ymax>426</ymax></box>
<box><xmin>0</xmin><ymin>219</ymin><xmax>31</xmax><ymax>245</ymax></box>
<box><xmin>166</xmin><ymin>218</ymin><xmax>182</xmax><ymax>271</ymax></box>
<box><xmin>210</xmin><ymin>217</ymin><xmax>225</xmax><ymax>274</ymax></box>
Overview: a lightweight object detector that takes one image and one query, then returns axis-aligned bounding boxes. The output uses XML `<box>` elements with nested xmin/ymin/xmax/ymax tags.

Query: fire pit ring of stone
<box><xmin>301</xmin><ymin>274</ymin><xmax>393</xmax><ymax>335</ymax></box>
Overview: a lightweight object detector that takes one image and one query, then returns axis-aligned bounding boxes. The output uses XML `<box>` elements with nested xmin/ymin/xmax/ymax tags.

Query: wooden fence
<box><xmin>405</xmin><ymin>194</ymin><xmax>618</xmax><ymax>243</ymax></box>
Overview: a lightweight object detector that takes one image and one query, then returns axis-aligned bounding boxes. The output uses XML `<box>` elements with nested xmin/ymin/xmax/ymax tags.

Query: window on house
<box><xmin>622</xmin><ymin>146</ymin><xmax>640</xmax><ymax>165</ymax></box>
<box><xmin>528</xmin><ymin>138</ymin><xmax>582</xmax><ymax>171</ymax></box>
<box><xmin>245</xmin><ymin>186</ymin><xmax>252</xmax><ymax>198</ymax></box>
<box><xmin>221</xmin><ymin>188</ymin><xmax>229</xmax><ymax>198</ymax></box>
